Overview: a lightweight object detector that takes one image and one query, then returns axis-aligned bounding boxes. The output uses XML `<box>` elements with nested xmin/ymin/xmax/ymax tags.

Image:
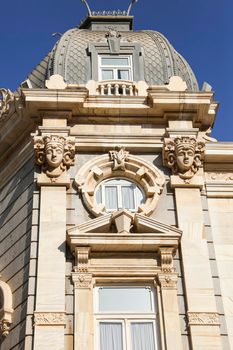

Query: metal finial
<box><xmin>127</xmin><ymin>0</ymin><xmax>138</xmax><ymax>16</ymax></box>
<box><xmin>80</xmin><ymin>0</ymin><xmax>92</xmax><ymax>16</ymax></box>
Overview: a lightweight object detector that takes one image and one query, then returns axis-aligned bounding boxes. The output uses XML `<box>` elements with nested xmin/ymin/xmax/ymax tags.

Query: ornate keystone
<box><xmin>34</xmin><ymin>135</ymin><xmax>75</xmax><ymax>180</ymax></box>
<box><xmin>163</xmin><ymin>137</ymin><xmax>205</xmax><ymax>181</ymax></box>
<box><xmin>0</xmin><ymin>88</ymin><xmax>15</xmax><ymax>121</ymax></box>
<box><xmin>109</xmin><ymin>146</ymin><xmax>129</xmax><ymax>171</ymax></box>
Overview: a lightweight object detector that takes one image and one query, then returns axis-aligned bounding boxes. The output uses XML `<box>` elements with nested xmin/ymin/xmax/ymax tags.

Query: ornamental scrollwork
<box><xmin>163</xmin><ymin>137</ymin><xmax>205</xmax><ymax>181</ymax></box>
<box><xmin>0</xmin><ymin>88</ymin><xmax>15</xmax><ymax>121</ymax></box>
<box><xmin>34</xmin><ymin>135</ymin><xmax>75</xmax><ymax>179</ymax></box>
<box><xmin>34</xmin><ymin>312</ymin><xmax>66</xmax><ymax>326</ymax></box>
<box><xmin>109</xmin><ymin>146</ymin><xmax>129</xmax><ymax>171</ymax></box>
<box><xmin>188</xmin><ymin>312</ymin><xmax>220</xmax><ymax>326</ymax></box>
<box><xmin>159</xmin><ymin>247</ymin><xmax>175</xmax><ymax>273</ymax></box>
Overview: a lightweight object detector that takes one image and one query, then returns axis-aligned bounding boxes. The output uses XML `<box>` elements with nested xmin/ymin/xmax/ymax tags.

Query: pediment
<box><xmin>67</xmin><ymin>210</ymin><xmax>182</xmax><ymax>253</ymax></box>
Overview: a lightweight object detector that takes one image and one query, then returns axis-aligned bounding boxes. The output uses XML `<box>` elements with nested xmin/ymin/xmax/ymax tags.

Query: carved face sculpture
<box><xmin>175</xmin><ymin>146</ymin><xmax>195</xmax><ymax>172</ymax></box>
<box><xmin>45</xmin><ymin>142</ymin><xmax>63</xmax><ymax>168</ymax></box>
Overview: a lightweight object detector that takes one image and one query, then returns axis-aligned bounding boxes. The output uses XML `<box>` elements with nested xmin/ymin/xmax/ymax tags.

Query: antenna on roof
<box><xmin>127</xmin><ymin>0</ymin><xmax>138</xmax><ymax>15</ymax></box>
<box><xmin>80</xmin><ymin>0</ymin><xmax>92</xmax><ymax>16</ymax></box>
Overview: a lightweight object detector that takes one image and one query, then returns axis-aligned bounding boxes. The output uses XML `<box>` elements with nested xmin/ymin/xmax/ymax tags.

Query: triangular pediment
<box><xmin>67</xmin><ymin>211</ymin><xmax>181</xmax><ymax>236</ymax></box>
<box><xmin>67</xmin><ymin>211</ymin><xmax>182</xmax><ymax>253</ymax></box>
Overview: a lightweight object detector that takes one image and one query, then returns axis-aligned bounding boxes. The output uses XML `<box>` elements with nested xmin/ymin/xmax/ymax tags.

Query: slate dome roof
<box><xmin>26</xmin><ymin>18</ymin><xmax>199</xmax><ymax>91</ymax></box>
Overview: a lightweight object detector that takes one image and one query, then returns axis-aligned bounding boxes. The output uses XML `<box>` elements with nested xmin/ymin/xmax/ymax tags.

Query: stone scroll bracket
<box><xmin>74</xmin><ymin>150</ymin><xmax>165</xmax><ymax>217</ymax></box>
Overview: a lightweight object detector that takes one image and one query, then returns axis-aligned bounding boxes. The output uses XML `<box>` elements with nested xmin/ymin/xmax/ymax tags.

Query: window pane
<box><xmin>96</xmin><ymin>187</ymin><xmax>102</xmax><ymax>204</ymax></box>
<box><xmin>131</xmin><ymin>322</ymin><xmax>155</xmax><ymax>350</ymax></box>
<box><xmin>105</xmin><ymin>186</ymin><xmax>118</xmax><ymax>210</ymax></box>
<box><xmin>102</xmin><ymin>57</ymin><xmax>129</xmax><ymax>66</ymax></box>
<box><xmin>118</xmin><ymin>70</ymin><xmax>129</xmax><ymax>80</ymax></box>
<box><xmin>102</xmin><ymin>70</ymin><xmax>114</xmax><ymax>80</ymax></box>
<box><xmin>100</xmin><ymin>322</ymin><xmax>123</xmax><ymax>350</ymax></box>
<box><xmin>121</xmin><ymin>186</ymin><xmax>135</xmax><ymax>209</ymax></box>
<box><xmin>99</xmin><ymin>287</ymin><xmax>154</xmax><ymax>312</ymax></box>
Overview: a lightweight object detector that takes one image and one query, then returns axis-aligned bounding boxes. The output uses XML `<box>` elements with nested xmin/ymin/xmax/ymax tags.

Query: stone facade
<box><xmin>0</xmin><ymin>12</ymin><xmax>233</xmax><ymax>350</ymax></box>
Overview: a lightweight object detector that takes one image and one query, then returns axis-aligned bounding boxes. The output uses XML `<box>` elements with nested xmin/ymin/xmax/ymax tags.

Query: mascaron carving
<box><xmin>109</xmin><ymin>146</ymin><xmax>129</xmax><ymax>171</ymax></box>
<box><xmin>188</xmin><ymin>312</ymin><xmax>220</xmax><ymax>326</ymax></box>
<box><xmin>0</xmin><ymin>320</ymin><xmax>11</xmax><ymax>337</ymax></box>
<box><xmin>34</xmin><ymin>312</ymin><xmax>66</xmax><ymax>326</ymax></box>
<box><xmin>34</xmin><ymin>135</ymin><xmax>75</xmax><ymax>179</ymax></box>
<box><xmin>0</xmin><ymin>88</ymin><xmax>15</xmax><ymax>121</ymax></box>
<box><xmin>163</xmin><ymin>137</ymin><xmax>205</xmax><ymax>181</ymax></box>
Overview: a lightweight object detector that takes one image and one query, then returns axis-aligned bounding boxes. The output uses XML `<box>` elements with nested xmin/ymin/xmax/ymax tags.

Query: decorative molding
<box><xmin>163</xmin><ymin>136</ymin><xmax>205</xmax><ymax>182</ymax></box>
<box><xmin>34</xmin><ymin>312</ymin><xmax>66</xmax><ymax>326</ymax></box>
<box><xmin>0</xmin><ymin>88</ymin><xmax>15</xmax><ymax>122</ymax></box>
<box><xmin>72</xmin><ymin>273</ymin><xmax>93</xmax><ymax>289</ymax></box>
<box><xmin>188</xmin><ymin>312</ymin><xmax>220</xmax><ymax>326</ymax></box>
<box><xmin>109</xmin><ymin>146</ymin><xmax>129</xmax><ymax>171</ymax></box>
<box><xmin>159</xmin><ymin>247</ymin><xmax>175</xmax><ymax>273</ymax></box>
<box><xmin>34</xmin><ymin>134</ymin><xmax>75</xmax><ymax>182</ymax></box>
<box><xmin>74</xmin><ymin>153</ymin><xmax>165</xmax><ymax>217</ymax></box>
<box><xmin>206</xmin><ymin>172</ymin><xmax>233</xmax><ymax>182</ymax></box>
<box><xmin>157</xmin><ymin>273</ymin><xmax>178</xmax><ymax>290</ymax></box>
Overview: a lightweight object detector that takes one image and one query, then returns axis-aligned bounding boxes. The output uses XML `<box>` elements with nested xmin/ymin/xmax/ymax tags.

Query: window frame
<box><xmin>95</xmin><ymin>177</ymin><xmax>145</xmax><ymax>212</ymax></box>
<box><xmin>98</xmin><ymin>55</ymin><xmax>133</xmax><ymax>81</ymax></box>
<box><xmin>94</xmin><ymin>285</ymin><xmax>159</xmax><ymax>350</ymax></box>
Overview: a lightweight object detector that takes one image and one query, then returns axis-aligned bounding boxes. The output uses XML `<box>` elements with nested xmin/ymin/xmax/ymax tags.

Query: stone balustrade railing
<box><xmin>97</xmin><ymin>80</ymin><xmax>138</xmax><ymax>96</ymax></box>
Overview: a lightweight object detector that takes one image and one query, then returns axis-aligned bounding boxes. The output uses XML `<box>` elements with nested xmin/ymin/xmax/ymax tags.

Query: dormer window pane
<box><xmin>102</xmin><ymin>70</ymin><xmax>114</xmax><ymax>80</ymax></box>
<box><xmin>118</xmin><ymin>70</ymin><xmax>129</xmax><ymax>80</ymax></box>
<box><xmin>101</xmin><ymin>57</ymin><xmax>129</xmax><ymax>66</ymax></box>
<box><xmin>99</xmin><ymin>56</ymin><xmax>133</xmax><ymax>81</ymax></box>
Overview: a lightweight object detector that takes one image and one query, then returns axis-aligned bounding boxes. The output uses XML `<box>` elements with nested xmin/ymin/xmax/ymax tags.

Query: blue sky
<box><xmin>0</xmin><ymin>0</ymin><xmax>232</xmax><ymax>141</ymax></box>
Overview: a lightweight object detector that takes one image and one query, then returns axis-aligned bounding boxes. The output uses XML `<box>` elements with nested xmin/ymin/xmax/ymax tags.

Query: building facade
<box><xmin>0</xmin><ymin>10</ymin><xmax>233</xmax><ymax>350</ymax></box>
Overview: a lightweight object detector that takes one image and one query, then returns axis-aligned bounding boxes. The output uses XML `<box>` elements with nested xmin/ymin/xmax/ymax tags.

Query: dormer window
<box><xmin>99</xmin><ymin>56</ymin><xmax>133</xmax><ymax>81</ymax></box>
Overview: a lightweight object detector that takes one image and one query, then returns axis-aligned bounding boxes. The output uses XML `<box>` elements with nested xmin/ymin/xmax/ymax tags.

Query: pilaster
<box><xmin>32</xmin><ymin>112</ymin><xmax>74</xmax><ymax>350</ymax></box>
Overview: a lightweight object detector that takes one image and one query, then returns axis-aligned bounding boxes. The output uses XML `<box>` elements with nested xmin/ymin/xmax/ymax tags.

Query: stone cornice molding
<box><xmin>20</xmin><ymin>88</ymin><xmax>218</xmax><ymax>129</ymax></box>
<box><xmin>74</xmin><ymin>152</ymin><xmax>165</xmax><ymax>217</ymax></box>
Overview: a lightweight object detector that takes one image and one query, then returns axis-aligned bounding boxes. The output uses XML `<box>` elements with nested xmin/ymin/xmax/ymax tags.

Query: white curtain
<box><xmin>100</xmin><ymin>322</ymin><xmax>123</xmax><ymax>350</ymax></box>
<box><xmin>105</xmin><ymin>186</ymin><xmax>118</xmax><ymax>210</ymax></box>
<box><xmin>131</xmin><ymin>322</ymin><xmax>155</xmax><ymax>350</ymax></box>
<box><xmin>122</xmin><ymin>186</ymin><xmax>134</xmax><ymax>209</ymax></box>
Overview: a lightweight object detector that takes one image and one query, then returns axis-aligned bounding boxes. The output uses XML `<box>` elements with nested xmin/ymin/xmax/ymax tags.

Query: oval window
<box><xmin>96</xmin><ymin>178</ymin><xmax>145</xmax><ymax>212</ymax></box>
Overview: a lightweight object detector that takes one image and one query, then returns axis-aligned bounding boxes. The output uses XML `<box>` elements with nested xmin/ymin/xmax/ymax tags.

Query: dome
<box><xmin>25</xmin><ymin>16</ymin><xmax>198</xmax><ymax>91</ymax></box>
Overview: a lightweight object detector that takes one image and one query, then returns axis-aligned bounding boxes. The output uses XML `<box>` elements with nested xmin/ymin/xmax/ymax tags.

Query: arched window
<box><xmin>96</xmin><ymin>178</ymin><xmax>144</xmax><ymax>212</ymax></box>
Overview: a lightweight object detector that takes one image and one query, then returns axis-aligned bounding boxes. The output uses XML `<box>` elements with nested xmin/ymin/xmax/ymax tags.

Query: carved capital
<box><xmin>73</xmin><ymin>247</ymin><xmax>90</xmax><ymax>273</ymax></box>
<box><xmin>109</xmin><ymin>146</ymin><xmax>129</xmax><ymax>171</ymax></box>
<box><xmin>34</xmin><ymin>135</ymin><xmax>75</xmax><ymax>180</ymax></box>
<box><xmin>163</xmin><ymin>137</ymin><xmax>205</xmax><ymax>182</ymax></box>
<box><xmin>157</xmin><ymin>273</ymin><xmax>178</xmax><ymax>290</ymax></box>
<box><xmin>0</xmin><ymin>88</ymin><xmax>15</xmax><ymax>122</ymax></box>
<box><xmin>34</xmin><ymin>312</ymin><xmax>66</xmax><ymax>326</ymax></box>
<box><xmin>159</xmin><ymin>247</ymin><xmax>175</xmax><ymax>273</ymax></box>
<box><xmin>188</xmin><ymin>312</ymin><xmax>220</xmax><ymax>326</ymax></box>
<box><xmin>73</xmin><ymin>273</ymin><xmax>93</xmax><ymax>289</ymax></box>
